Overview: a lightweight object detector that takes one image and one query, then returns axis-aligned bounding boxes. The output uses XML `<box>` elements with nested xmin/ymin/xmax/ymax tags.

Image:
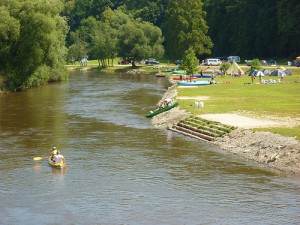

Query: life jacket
<box><xmin>51</xmin><ymin>150</ymin><xmax>58</xmax><ymax>159</ymax></box>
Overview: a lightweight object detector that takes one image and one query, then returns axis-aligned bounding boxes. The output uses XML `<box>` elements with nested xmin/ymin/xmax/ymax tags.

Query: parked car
<box><xmin>174</xmin><ymin>60</ymin><xmax>181</xmax><ymax>65</ymax></box>
<box><xmin>145</xmin><ymin>58</ymin><xmax>160</xmax><ymax>64</ymax></box>
<box><xmin>118</xmin><ymin>59</ymin><xmax>130</xmax><ymax>65</ymax></box>
<box><xmin>245</xmin><ymin>60</ymin><xmax>253</xmax><ymax>66</ymax></box>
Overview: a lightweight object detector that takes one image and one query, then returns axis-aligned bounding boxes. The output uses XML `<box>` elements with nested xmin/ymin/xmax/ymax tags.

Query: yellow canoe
<box><xmin>48</xmin><ymin>155</ymin><xmax>66</xmax><ymax>168</ymax></box>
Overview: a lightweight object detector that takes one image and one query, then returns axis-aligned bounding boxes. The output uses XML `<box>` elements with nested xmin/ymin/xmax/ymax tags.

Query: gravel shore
<box><xmin>150</xmin><ymin>83</ymin><xmax>300</xmax><ymax>176</ymax></box>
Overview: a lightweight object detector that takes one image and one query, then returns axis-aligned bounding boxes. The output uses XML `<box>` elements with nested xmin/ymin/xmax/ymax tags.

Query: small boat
<box><xmin>48</xmin><ymin>155</ymin><xmax>66</xmax><ymax>168</ymax></box>
<box><xmin>173</xmin><ymin>76</ymin><xmax>197</xmax><ymax>80</ymax></box>
<box><xmin>146</xmin><ymin>102</ymin><xmax>178</xmax><ymax>118</ymax></box>
<box><xmin>156</xmin><ymin>73</ymin><xmax>166</xmax><ymax>77</ymax></box>
<box><xmin>171</xmin><ymin>70</ymin><xmax>185</xmax><ymax>75</ymax></box>
<box><xmin>195</xmin><ymin>74</ymin><xmax>212</xmax><ymax>78</ymax></box>
<box><xmin>156</xmin><ymin>70</ymin><xmax>166</xmax><ymax>77</ymax></box>
<box><xmin>177</xmin><ymin>80</ymin><xmax>210</xmax><ymax>86</ymax></box>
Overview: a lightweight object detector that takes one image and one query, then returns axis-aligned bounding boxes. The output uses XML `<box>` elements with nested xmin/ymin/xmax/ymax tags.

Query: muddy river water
<box><xmin>0</xmin><ymin>70</ymin><xmax>299</xmax><ymax>224</ymax></box>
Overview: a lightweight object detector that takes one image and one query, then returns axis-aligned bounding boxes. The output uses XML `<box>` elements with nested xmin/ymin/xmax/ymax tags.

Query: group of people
<box><xmin>50</xmin><ymin>147</ymin><xmax>65</xmax><ymax>164</ymax></box>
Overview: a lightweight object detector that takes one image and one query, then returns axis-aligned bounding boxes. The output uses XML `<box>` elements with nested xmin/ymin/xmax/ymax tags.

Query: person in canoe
<box><xmin>50</xmin><ymin>147</ymin><xmax>58</xmax><ymax>161</ymax></box>
<box><xmin>53</xmin><ymin>151</ymin><xmax>65</xmax><ymax>164</ymax></box>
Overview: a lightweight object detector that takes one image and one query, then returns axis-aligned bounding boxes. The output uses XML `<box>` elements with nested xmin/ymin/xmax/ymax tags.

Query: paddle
<box><xmin>33</xmin><ymin>157</ymin><xmax>43</xmax><ymax>161</ymax></box>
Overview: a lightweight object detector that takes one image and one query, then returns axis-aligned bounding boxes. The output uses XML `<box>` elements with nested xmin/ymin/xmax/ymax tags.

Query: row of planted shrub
<box><xmin>177</xmin><ymin>116</ymin><xmax>236</xmax><ymax>138</ymax></box>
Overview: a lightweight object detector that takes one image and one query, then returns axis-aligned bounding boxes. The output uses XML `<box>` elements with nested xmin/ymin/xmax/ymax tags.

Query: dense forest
<box><xmin>1</xmin><ymin>0</ymin><xmax>299</xmax><ymax>91</ymax></box>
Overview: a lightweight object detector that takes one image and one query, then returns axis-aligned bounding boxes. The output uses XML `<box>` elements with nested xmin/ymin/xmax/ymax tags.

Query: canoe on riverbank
<box><xmin>177</xmin><ymin>80</ymin><xmax>210</xmax><ymax>86</ymax></box>
<box><xmin>145</xmin><ymin>102</ymin><xmax>179</xmax><ymax>118</ymax></box>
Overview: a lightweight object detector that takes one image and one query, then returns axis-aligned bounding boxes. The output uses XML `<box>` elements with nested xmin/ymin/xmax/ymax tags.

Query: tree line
<box><xmin>204</xmin><ymin>0</ymin><xmax>300</xmax><ymax>59</ymax></box>
<box><xmin>65</xmin><ymin>0</ymin><xmax>299</xmax><ymax>60</ymax></box>
<box><xmin>1</xmin><ymin>0</ymin><xmax>299</xmax><ymax>91</ymax></box>
<box><xmin>66</xmin><ymin>0</ymin><xmax>212</xmax><ymax>66</ymax></box>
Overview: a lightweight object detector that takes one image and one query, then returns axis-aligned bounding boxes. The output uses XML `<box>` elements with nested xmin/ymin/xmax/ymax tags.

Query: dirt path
<box><xmin>199</xmin><ymin>113</ymin><xmax>289</xmax><ymax>128</ymax></box>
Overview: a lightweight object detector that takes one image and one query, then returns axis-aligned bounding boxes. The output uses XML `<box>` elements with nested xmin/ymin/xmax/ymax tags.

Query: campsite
<box><xmin>166</xmin><ymin>61</ymin><xmax>300</xmax><ymax>140</ymax></box>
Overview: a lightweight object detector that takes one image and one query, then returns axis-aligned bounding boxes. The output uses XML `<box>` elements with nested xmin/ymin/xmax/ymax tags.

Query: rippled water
<box><xmin>0</xmin><ymin>70</ymin><xmax>299</xmax><ymax>224</ymax></box>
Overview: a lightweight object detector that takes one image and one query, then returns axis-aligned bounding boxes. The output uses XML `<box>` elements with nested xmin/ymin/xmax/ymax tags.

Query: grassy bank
<box><xmin>66</xmin><ymin>61</ymin><xmax>300</xmax><ymax>139</ymax></box>
<box><xmin>176</xmin><ymin>66</ymin><xmax>300</xmax><ymax>140</ymax></box>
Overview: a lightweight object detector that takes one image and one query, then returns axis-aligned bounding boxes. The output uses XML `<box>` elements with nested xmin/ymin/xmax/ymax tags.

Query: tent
<box><xmin>270</xmin><ymin>69</ymin><xmax>286</xmax><ymax>77</ymax></box>
<box><xmin>263</xmin><ymin>69</ymin><xmax>271</xmax><ymax>75</ymax></box>
<box><xmin>226</xmin><ymin>60</ymin><xmax>244</xmax><ymax>75</ymax></box>
<box><xmin>284</xmin><ymin>69</ymin><xmax>292</xmax><ymax>75</ymax></box>
<box><xmin>248</xmin><ymin>70</ymin><xmax>265</xmax><ymax>77</ymax></box>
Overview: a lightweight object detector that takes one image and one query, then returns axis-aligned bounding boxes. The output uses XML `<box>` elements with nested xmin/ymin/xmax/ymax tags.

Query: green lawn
<box><xmin>176</xmin><ymin>70</ymin><xmax>300</xmax><ymax>139</ymax></box>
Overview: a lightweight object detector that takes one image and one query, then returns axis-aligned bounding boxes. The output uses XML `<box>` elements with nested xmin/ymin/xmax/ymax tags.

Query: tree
<box><xmin>67</xmin><ymin>16</ymin><xmax>98</xmax><ymax>62</ymax></box>
<box><xmin>90</xmin><ymin>22</ymin><xmax>118</xmax><ymax>67</ymax></box>
<box><xmin>220</xmin><ymin>62</ymin><xmax>230</xmax><ymax>74</ymax></box>
<box><xmin>0</xmin><ymin>0</ymin><xmax>68</xmax><ymax>91</ymax></box>
<box><xmin>162</xmin><ymin>0</ymin><xmax>213</xmax><ymax>60</ymax></box>
<box><xmin>276</xmin><ymin>0</ymin><xmax>300</xmax><ymax>57</ymax></box>
<box><xmin>181</xmin><ymin>47</ymin><xmax>199</xmax><ymax>76</ymax></box>
<box><xmin>0</xmin><ymin>5</ymin><xmax>20</xmax><ymax>70</ymax></box>
<box><xmin>117</xmin><ymin>11</ymin><xmax>164</xmax><ymax>67</ymax></box>
<box><xmin>250</xmin><ymin>59</ymin><xmax>262</xmax><ymax>71</ymax></box>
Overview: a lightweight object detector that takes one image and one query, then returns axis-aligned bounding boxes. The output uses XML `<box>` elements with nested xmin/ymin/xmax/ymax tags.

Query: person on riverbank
<box><xmin>200</xmin><ymin>70</ymin><xmax>203</xmax><ymax>78</ymax></box>
<box><xmin>165</xmin><ymin>98</ymin><xmax>173</xmax><ymax>106</ymax></box>
<box><xmin>159</xmin><ymin>98</ymin><xmax>173</xmax><ymax>109</ymax></box>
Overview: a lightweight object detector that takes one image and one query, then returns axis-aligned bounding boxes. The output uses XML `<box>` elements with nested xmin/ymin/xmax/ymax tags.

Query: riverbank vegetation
<box><xmin>0</xmin><ymin>0</ymin><xmax>68</xmax><ymax>92</ymax></box>
<box><xmin>1</xmin><ymin>0</ymin><xmax>299</xmax><ymax>91</ymax></box>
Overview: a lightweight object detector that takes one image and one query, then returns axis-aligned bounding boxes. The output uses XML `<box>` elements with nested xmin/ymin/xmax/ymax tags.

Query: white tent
<box><xmin>249</xmin><ymin>70</ymin><xmax>265</xmax><ymax>77</ymax></box>
<box><xmin>256</xmin><ymin>70</ymin><xmax>265</xmax><ymax>77</ymax></box>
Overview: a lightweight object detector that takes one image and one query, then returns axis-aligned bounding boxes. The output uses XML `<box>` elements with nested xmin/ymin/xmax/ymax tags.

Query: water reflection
<box><xmin>51</xmin><ymin>167</ymin><xmax>66</xmax><ymax>178</ymax></box>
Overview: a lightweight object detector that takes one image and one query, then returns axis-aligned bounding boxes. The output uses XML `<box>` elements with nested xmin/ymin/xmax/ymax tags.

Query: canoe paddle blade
<box><xmin>33</xmin><ymin>157</ymin><xmax>43</xmax><ymax>161</ymax></box>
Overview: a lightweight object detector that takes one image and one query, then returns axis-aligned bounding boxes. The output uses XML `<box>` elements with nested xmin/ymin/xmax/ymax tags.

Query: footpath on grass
<box><xmin>150</xmin><ymin>83</ymin><xmax>300</xmax><ymax>176</ymax></box>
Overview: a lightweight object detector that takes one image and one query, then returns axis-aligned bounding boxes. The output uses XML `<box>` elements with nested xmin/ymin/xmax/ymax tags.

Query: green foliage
<box><xmin>204</xmin><ymin>0</ymin><xmax>300</xmax><ymax>58</ymax></box>
<box><xmin>90</xmin><ymin>22</ymin><xmax>118</xmax><ymax>66</ymax></box>
<box><xmin>117</xmin><ymin>12</ymin><xmax>164</xmax><ymax>66</ymax></box>
<box><xmin>250</xmin><ymin>59</ymin><xmax>262</xmax><ymax>71</ymax></box>
<box><xmin>162</xmin><ymin>0</ymin><xmax>213</xmax><ymax>60</ymax></box>
<box><xmin>0</xmin><ymin>0</ymin><xmax>68</xmax><ymax>91</ymax></box>
<box><xmin>181</xmin><ymin>47</ymin><xmax>199</xmax><ymax>75</ymax></box>
<box><xmin>220</xmin><ymin>62</ymin><xmax>231</xmax><ymax>72</ymax></box>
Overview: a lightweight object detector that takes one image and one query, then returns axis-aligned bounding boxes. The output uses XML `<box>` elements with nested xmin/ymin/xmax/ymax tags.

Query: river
<box><xmin>0</xmin><ymin>70</ymin><xmax>299</xmax><ymax>225</ymax></box>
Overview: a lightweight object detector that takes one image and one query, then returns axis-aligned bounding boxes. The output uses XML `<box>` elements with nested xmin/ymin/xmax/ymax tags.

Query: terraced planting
<box><xmin>170</xmin><ymin>116</ymin><xmax>236</xmax><ymax>141</ymax></box>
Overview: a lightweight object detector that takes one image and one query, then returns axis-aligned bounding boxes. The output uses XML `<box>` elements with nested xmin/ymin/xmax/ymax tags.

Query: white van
<box><xmin>204</xmin><ymin>58</ymin><xmax>222</xmax><ymax>66</ymax></box>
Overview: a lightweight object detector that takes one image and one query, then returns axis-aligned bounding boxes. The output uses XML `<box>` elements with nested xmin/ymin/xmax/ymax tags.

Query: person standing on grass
<box><xmin>251</xmin><ymin>73</ymin><xmax>255</xmax><ymax>84</ymax></box>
